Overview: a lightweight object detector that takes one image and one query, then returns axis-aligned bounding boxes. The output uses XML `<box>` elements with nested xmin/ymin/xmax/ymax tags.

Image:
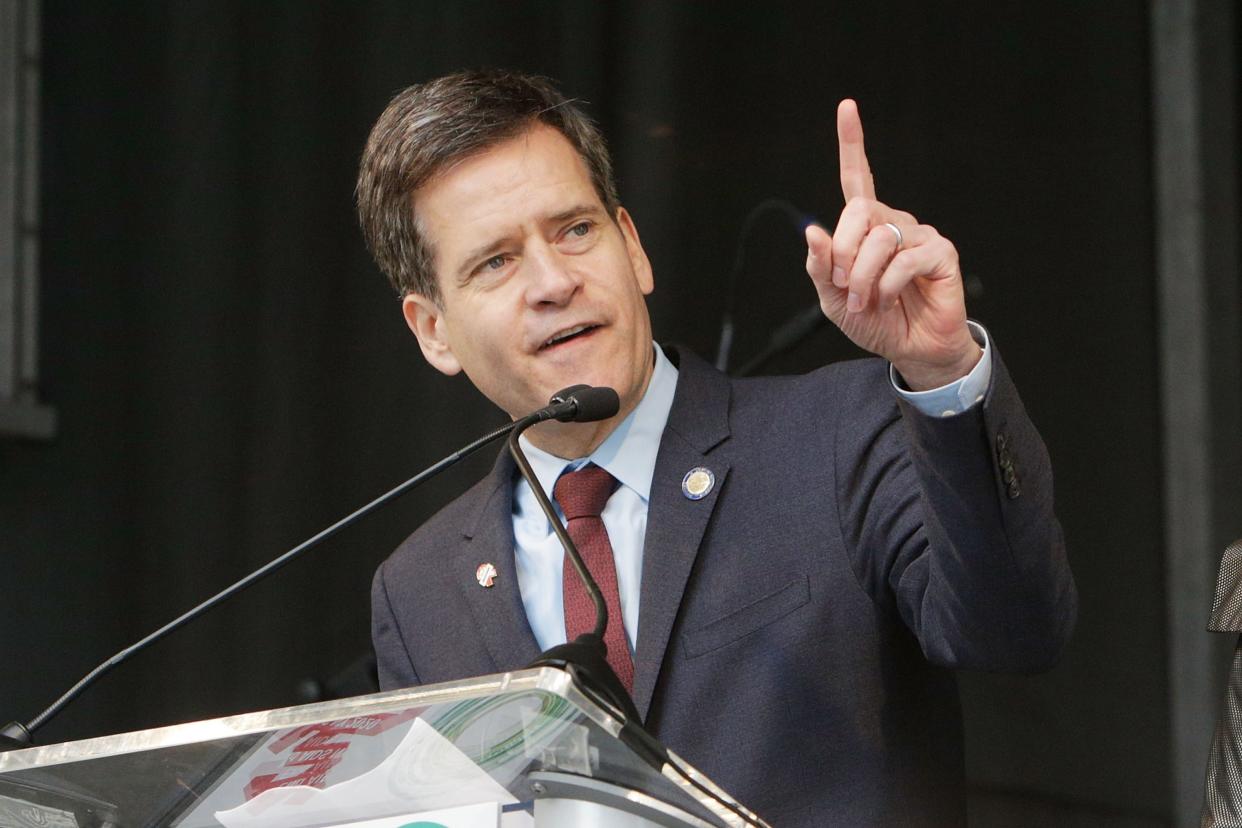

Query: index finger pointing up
<box><xmin>838</xmin><ymin>99</ymin><xmax>876</xmax><ymax>201</ymax></box>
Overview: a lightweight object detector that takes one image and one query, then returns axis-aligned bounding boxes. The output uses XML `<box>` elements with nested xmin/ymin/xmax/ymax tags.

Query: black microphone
<box><xmin>531</xmin><ymin>383</ymin><xmax>621</xmax><ymax>425</ymax></box>
<box><xmin>0</xmin><ymin>398</ymin><xmax>582</xmax><ymax>751</ymax></box>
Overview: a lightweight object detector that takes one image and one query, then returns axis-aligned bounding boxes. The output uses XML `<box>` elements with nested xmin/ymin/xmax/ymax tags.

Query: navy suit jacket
<box><xmin>371</xmin><ymin>344</ymin><xmax>1076</xmax><ymax>826</ymax></box>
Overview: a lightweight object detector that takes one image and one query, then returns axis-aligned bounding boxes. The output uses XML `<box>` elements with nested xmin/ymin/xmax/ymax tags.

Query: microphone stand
<box><xmin>507</xmin><ymin>429</ymin><xmax>642</xmax><ymax>724</ymax></box>
<box><xmin>505</xmin><ymin>406</ymin><xmax>666</xmax><ymax>770</ymax></box>
<box><xmin>0</xmin><ymin>385</ymin><xmax>613</xmax><ymax>749</ymax></box>
<box><xmin>508</xmin><ymin>398</ymin><xmax>765</xmax><ymax>826</ymax></box>
<box><xmin>1</xmin><ymin>418</ymin><xmax>519</xmax><ymax>750</ymax></box>
<box><xmin>4</xmin><ymin>385</ymin><xmax>762</xmax><ymax>825</ymax></box>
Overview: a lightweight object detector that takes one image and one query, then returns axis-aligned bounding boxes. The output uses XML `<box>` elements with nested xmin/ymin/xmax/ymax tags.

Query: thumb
<box><xmin>806</xmin><ymin>224</ymin><xmax>847</xmax><ymax>320</ymax></box>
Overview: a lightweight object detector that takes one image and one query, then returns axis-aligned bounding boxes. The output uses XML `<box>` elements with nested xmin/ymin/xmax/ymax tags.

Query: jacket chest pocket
<box><xmin>682</xmin><ymin>575</ymin><xmax>810</xmax><ymax>659</ymax></box>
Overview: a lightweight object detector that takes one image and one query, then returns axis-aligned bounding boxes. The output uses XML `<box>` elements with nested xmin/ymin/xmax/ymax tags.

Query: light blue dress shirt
<box><xmin>514</xmin><ymin>345</ymin><xmax>679</xmax><ymax>655</ymax></box>
<box><xmin>513</xmin><ymin>325</ymin><xmax>992</xmax><ymax>653</ymax></box>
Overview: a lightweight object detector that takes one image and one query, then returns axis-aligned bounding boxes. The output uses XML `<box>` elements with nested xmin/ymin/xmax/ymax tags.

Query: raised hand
<box><xmin>805</xmin><ymin>100</ymin><xmax>981</xmax><ymax>391</ymax></box>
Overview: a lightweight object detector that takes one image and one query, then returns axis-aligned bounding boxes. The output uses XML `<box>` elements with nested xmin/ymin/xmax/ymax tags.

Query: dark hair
<box><xmin>356</xmin><ymin>69</ymin><xmax>619</xmax><ymax>300</ymax></box>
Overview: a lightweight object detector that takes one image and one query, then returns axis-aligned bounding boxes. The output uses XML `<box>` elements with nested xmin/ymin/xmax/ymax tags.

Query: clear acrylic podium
<box><xmin>0</xmin><ymin>667</ymin><xmax>766</xmax><ymax>828</ymax></box>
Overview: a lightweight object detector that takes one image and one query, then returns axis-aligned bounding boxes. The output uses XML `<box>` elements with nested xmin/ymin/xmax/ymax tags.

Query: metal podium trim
<box><xmin>0</xmin><ymin>667</ymin><xmax>571</xmax><ymax>772</ymax></box>
<box><xmin>530</xmin><ymin>770</ymin><xmax>717</xmax><ymax>828</ymax></box>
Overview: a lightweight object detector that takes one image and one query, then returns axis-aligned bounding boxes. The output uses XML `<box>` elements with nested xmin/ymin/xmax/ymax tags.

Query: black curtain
<box><xmin>1</xmin><ymin>1</ymin><xmax>1169</xmax><ymax>821</ymax></box>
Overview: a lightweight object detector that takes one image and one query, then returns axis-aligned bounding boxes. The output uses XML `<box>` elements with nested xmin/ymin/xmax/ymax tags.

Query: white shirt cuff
<box><xmin>889</xmin><ymin>321</ymin><xmax>991</xmax><ymax>418</ymax></box>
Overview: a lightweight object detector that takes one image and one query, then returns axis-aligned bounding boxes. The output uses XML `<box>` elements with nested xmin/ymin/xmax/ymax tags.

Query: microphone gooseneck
<box><xmin>1</xmin><ymin>412</ymin><xmax>527</xmax><ymax>749</ymax></box>
<box><xmin>507</xmin><ymin>385</ymin><xmax>644</xmax><ymax>726</ymax></box>
<box><xmin>508</xmin><ymin>385</ymin><xmax>619</xmax><ymax>640</ymax></box>
<box><xmin>511</xmin><ymin>384</ymin><xmax>767</xmax><ymax>828</ymax></box>
<box><xmin>4</xmin><ymin>382</ymin><xmax>760</xmax><ymax>826</ymax></box>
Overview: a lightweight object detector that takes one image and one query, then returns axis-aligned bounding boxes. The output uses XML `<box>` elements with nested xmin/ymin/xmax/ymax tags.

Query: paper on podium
<box><xmin>214</xmin><ymin>718</ymin><xmax>528</xmax><ymax>828</ymax></box>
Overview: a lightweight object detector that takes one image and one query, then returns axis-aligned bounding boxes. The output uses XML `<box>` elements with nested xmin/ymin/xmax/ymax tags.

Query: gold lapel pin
<box><xmin>681</xmin><ymin>467</ymin><xmax>715</xmax><ymax>500</ymax></box>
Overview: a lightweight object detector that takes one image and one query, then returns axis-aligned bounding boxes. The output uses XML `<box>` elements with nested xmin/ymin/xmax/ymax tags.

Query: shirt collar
<box><xmin>518</xmin><ymin>343</ymin><xmax>678</xmax><ymax>503</ymax></box>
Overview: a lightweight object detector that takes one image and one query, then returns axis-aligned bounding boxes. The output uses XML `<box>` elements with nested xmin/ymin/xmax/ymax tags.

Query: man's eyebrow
<box><xmin>546</xmin><ymin>203</ymin><xmax>606</xmax><ymax>224</ymax></box>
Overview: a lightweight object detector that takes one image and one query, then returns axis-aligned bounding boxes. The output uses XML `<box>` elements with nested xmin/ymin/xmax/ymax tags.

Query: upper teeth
<box><xmin>546</xmin><ymin>325</ymin><xmax>590</xmax><ymax>347</ymax></box>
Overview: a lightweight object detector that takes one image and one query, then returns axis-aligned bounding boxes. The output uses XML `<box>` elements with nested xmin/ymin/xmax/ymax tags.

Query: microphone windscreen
<box><xmin>568</xmin><ymin>386</ymin><xmax>620</xmax><ymax>422</ymax></box>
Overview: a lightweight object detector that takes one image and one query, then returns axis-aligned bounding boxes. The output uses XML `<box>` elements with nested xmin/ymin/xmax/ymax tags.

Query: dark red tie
<box><xmin>554</xmin><ymin>464</ymin><xmax>634</xmax><ymax>693</ymax></box>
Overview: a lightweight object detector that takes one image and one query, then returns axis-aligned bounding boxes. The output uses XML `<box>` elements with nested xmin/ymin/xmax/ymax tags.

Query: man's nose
<box><xmin>524</xmin><ymin>245</ymin><xmax>581</xmax><ymax>306</ymax></box>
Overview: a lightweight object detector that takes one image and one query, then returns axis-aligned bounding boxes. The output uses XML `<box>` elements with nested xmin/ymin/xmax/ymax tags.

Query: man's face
<box><xmin>403</xmin><ymin>124</ymin><xmax>655</xmax><ymax>427</ymax></box>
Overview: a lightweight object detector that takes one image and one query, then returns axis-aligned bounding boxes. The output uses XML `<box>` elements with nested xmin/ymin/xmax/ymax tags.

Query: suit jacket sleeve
<box><xmin>834</xmin><ymin>346</ymin><xmax>1076</xmax><ymax>673</ymax></box>
<box><xmin>371</xmin><ymin>557</ymin><xmax>422</xmax><ymax>690</ymax></box>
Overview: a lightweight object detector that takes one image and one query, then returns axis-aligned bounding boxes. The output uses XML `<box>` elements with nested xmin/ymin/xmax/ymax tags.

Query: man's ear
<box><xmin>401</xmin><ymin>293</ymin><xmax>463</xmax><ymax>376</ymax></box>
<box><xmin>615</xmin><ymin>207</ymin><xmax>654</xmax><ymax>296</ymax></box>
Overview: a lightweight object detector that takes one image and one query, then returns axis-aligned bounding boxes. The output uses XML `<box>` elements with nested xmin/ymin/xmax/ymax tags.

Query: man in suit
<box><xmin>358</xmin><ymin>69</ymin><xmax>1076</xmax><ymax>826</ymax></box>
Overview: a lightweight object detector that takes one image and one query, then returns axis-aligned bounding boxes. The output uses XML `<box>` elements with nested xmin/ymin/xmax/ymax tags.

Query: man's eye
<box><xmin>483</xmin><ymin>254</ymin><xmax>507</xmax><ymax>271</ymax></box>
<box><xmin>568</xmin><ymin>222</ymin><xmax>591</xmax><ymax>237</ymax></box>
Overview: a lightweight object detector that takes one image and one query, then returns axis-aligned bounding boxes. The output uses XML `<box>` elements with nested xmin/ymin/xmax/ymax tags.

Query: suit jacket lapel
<box><xmin>632</xmin><ymin>348</ymin><xmax>732</xmax><ymax>719</ymax></box>
<box><xmin>454</xmin><ymin>450</ymin><xmax>543</xmax><ymax>671</ymax></box>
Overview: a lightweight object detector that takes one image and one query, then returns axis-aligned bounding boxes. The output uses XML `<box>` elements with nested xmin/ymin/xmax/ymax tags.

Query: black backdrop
<box><xmin>0</xmin><ymin>1</ymin><xmax>1195</xmax><ymax>823</ymax></box>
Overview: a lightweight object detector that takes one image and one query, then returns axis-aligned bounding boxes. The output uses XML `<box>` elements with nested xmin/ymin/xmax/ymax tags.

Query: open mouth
<box><xmin>540</xmin><ymin>323</ymin><xmax>600</xmax><ymax>350</ymax></box>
